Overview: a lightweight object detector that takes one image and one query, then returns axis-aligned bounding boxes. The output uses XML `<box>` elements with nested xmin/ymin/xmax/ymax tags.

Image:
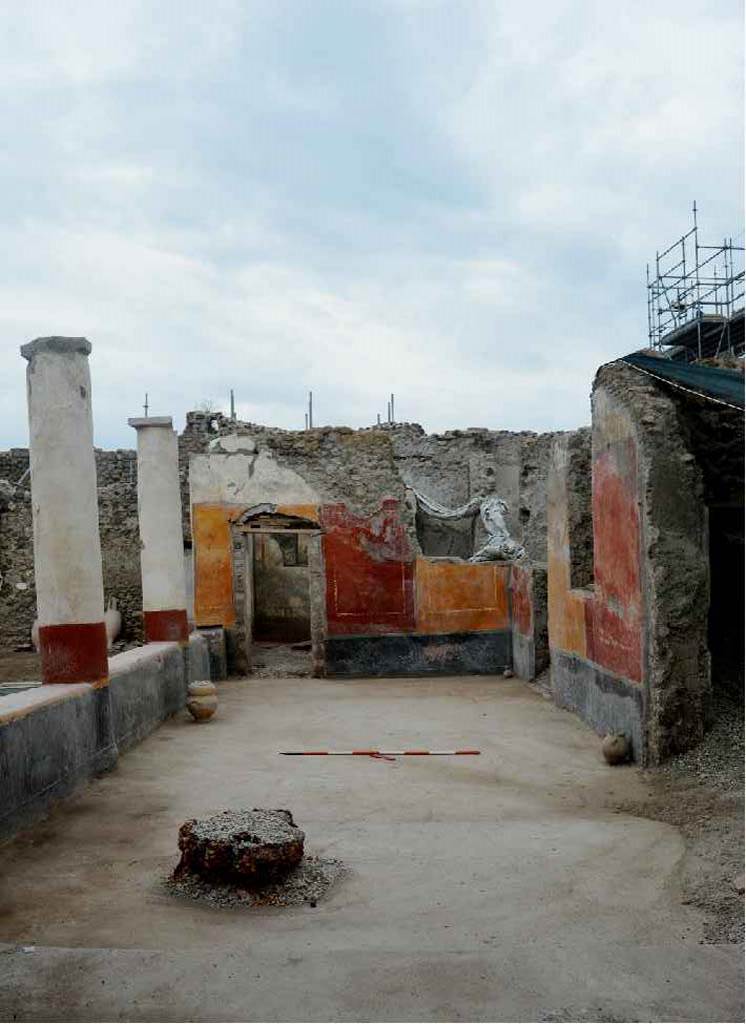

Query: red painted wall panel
<box><xmin>321</xmin><ymin>499</ymin><xmax>416</xmax><ymax>635</ymax></box>
<box><xmin>588</xmin><ymin>439</ymin><xmax>643</xmax><ymax>682</ymax></box>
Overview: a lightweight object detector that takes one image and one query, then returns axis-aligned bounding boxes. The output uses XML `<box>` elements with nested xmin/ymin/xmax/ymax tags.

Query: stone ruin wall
<box><xmin>182</xmin><ymin>411</ymin><xmax>566</xmax><ymax>560</ymax></box>
<box><xmin>0</xmin><ymin>449</ymin><xmax>35</xmax><ymax>649</ymax></box>
<box><xmin>0</xmin><ymin>448</ymin><xmax>143</xmax><ymax>649</ymax></box>
<box><xmin>564</xmin><ymin>428</ymin><xmax>594</xmax><ymax>590</ymax></box>
<box><xmin>0</xmin><ymin>413</ymin><xmax>588</xmax><ymax>651</ymax></box>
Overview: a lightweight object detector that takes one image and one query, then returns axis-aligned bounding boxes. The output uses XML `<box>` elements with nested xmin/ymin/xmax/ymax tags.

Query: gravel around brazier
<box><xmin>165</xmin><ymin>855</ymin><xmax>345</xmax><ymax>909</ymax></box>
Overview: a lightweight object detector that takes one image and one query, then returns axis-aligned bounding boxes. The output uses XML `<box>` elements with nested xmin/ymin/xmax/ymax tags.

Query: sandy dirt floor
<box><xmin>616</xmin><ymin>692</ymin><xmax>744</xmax><ymax>944</ymax></box>
<box><xmin>0</xmin><ymin>675</ymin><xmax>742</xmax><ymax>1023</ymax></box>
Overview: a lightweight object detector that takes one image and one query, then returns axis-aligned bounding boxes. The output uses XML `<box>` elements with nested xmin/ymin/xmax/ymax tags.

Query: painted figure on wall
<box><xmin>412</xmin><ymin>491</ymin><xmax>526</xmax><ymax>562</ymax></box>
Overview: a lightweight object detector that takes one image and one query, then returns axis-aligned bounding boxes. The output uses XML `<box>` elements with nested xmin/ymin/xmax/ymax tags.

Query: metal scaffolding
<box><xmin>647</xmin><ymin>203</ymin><xmax>744</xmax><ymax>360</ymax></box>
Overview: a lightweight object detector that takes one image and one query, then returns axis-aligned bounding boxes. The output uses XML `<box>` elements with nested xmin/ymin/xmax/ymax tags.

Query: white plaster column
<box><xmin>128</xmin><ymin>416</ymin><xmax>189</xmax><ymax>642</ymax></box>
<box><xmin>20</xmin><ymin>336</ymin><xmax>108</xmax><ymax>684</ymax></box>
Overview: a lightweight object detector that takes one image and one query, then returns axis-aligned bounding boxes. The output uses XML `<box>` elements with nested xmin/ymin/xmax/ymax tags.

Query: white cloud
<box><xmin>0</xmin><ymin>0</ymin><xmax>252</xmax><ymax>85</ymax></box>
<box><xmin>0</xmin><ymin>0</ymin><xmax>742</xmax><ymax>448</ymax></box>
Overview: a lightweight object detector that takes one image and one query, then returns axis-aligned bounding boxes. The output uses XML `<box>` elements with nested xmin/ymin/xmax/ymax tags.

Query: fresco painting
<box><xmin>548</xmin><ymin>431</ymin><xmax>643</xmax><ymax>685</ymax></box>
<box><xmin>320</xmin><ymin>500</ymin><xmax>416</xmax><ymax>636</ymax></box>
<box><xmin>416</xmin><ymin>558</ymin><xmax>510</xmax><ymax>635</ymax></box>
<box><xmin>192</xmin><ymin>497</ymin><xmax>528</xmax><ymax>662</ymax></box>
<box><xmin>193</xmin><ymin>504</ymin><xmax>236</xmax><ymax>627</ymax></box>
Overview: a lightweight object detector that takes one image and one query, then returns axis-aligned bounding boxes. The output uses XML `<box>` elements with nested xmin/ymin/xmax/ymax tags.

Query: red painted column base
<box><xmin>143</xmin><ymin>608</ymin><xmax>189</xmax><ymax>643</ymax></box>
<box><xmin>38</xmin><ymin>622</ymin><xmax>109</xmax><ymax>685</ymax></box>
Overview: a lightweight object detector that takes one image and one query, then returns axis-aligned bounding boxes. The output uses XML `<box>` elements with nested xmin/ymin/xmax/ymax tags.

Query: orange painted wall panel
<box><xmin>415</xmin><ymin>558</ymin><xmax>510</xmax><ymax>634</ymax></box>
<box><xmin>193</xmin><ymin>503</ymin><xmax>236</xmax><ymax>627</ymax></box>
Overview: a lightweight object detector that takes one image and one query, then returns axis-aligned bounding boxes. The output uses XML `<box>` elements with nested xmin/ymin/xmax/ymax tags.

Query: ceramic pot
<box><xmin>602</xmin><ymin>733</ymin><xmax>631</xmax><ymax>765</ymax></box>
<box><xmin>187</xmin><ymin>679</ymin><xmax>218</xmax><ymax>722</ymax></box>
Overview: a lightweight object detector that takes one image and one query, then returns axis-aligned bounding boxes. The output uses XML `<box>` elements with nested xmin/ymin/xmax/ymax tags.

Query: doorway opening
<box><xmin>233</xmin><ymin>505</ymin><xmax>323</xmax><ymax>678</ymax></box>
<box><xmin>253</xmin><ymin>532</ymin><xmax>311</xmax><ymax>643</ymax></box>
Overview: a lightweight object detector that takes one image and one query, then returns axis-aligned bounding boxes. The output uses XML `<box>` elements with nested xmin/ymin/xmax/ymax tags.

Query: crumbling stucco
<box><xmin>565</xmin><ymin>428</ymin><xmax>593</xmax><ymax>590</ymax></box>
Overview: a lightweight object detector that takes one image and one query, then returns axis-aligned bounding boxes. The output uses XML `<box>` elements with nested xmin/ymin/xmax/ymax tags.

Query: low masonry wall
<box><xmin>109</xmin><ymin>639</ymin><xmax>208</xmax><ymax>753</ymax></box>
<box><xmin>0</xmin><ymin>632</ymin><xmax>212</xmax><ymax>839</ymax></box>
<box><xmin>0</xmin><ymin>683</ymin><xmax>117</xmax><ymax>841</ymax></box>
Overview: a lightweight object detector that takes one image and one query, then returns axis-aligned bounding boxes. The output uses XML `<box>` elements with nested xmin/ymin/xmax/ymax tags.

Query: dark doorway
<box><xmin>708</xmin><ymin>505</ymin><xmax>745</xmax><ymax>699</ymax></box>
<box><xmin>252</xmin><ymin>532</ymin><xmax>311</xmax><ymax>643</ymax></box>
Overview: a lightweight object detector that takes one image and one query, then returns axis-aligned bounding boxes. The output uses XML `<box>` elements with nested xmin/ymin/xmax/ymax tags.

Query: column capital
<box><xmin>128</xmin><ymin>416</ymin><xmax>174</xmax><ymax>430</ymax></box>
<box><xmin>21</xmin><ymin>337</ymin><xmax>91</xmax><ymax>361</ymax></box>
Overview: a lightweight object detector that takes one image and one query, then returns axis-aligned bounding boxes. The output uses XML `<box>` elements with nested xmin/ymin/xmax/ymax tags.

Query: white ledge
<box><xmin>0</xmin><ymin>683</ymin><xmax>93</xmax><ymax>726</ymax></box>
<box><xmin>108</xmin><ymin>642</ymin><xmax>180</xmax><ymax>676</ymax></box>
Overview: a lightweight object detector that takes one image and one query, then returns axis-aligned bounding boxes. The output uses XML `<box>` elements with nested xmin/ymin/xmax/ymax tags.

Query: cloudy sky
<box><xmin>0</xmin><ymin>0</ymin><xmax>742</xmax><ymax>448</ymax></box>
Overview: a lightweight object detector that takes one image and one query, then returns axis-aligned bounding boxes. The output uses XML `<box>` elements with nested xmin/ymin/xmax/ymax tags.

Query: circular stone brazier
<box><xmin>175</xmin><ymin>809</ymin><xmax>305</xmax><ymax>887</ymax></box>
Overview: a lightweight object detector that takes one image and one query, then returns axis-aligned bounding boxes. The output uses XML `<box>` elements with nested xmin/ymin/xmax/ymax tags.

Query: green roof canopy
<box><xmin>621</xmin><ymin>352</ymin><xmax>744</xmax><ymax>410</ymax></box>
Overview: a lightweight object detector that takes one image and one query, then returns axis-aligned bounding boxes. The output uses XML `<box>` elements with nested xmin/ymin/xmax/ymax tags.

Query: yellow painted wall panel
<box><xmin>193</xmin><ymin>504</ymin><xmax>236</xmax><ymax>627</ymax></box>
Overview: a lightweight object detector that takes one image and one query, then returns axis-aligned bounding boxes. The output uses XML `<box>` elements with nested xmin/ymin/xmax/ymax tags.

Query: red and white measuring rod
<box><xmin>280</xmin><ymin>750</ymin><xmax>480</xmax><ymax>756</ymax></box>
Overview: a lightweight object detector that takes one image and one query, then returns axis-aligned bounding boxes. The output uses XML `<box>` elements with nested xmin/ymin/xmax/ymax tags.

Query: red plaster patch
<box><xmin>144</xmin><ymin>609</ymin><xmax>189</xmax><ymax>643</ymax></box>
<box><xmin>511</xmin><ymin>565</ymin><xmax>533</xmax><ymax>636</ymax></box>
<box><xmin>38</xmin><ymin>622</ymin><xmax>109</xmax><ymax>685</ymax></box>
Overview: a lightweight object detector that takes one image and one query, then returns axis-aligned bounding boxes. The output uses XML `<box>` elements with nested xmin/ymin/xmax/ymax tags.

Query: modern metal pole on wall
<box><xmin>308</xmin><ymin>391</ymin><xmax>313</xmax><ymax>429</ymax></box>
<box><xmin>693</xmin><ymin>200</ymin><xmax>703</xmax><ymax>360</ymax></box>
<box><xmin>646</xmin><ymin>263</ymin><xmax>653</xmax><ymax>347</ymax></box>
